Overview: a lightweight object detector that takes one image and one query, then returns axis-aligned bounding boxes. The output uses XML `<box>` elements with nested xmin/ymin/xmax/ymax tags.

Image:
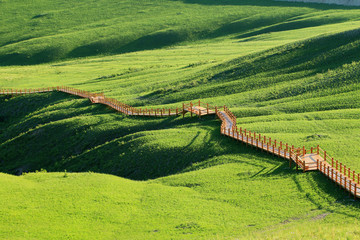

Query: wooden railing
<box><xmin>59</xmin><ymin>86</ymin><xmax>181</xmax><ymax>117</ymax></box>
<box><xmin>219</xmin><ymin>107</ymin><xmax>301</xmax><ymax>162</ymax></box>
<box><xmin>1</xmin><ymin>87</ymin><xmax>55</xmax><ymax>94</ymax></box>
<box><xmin>318</xmin><ymin>159</ymin><xmax>359</xmax><ymax>197</ymax></box>
<box><xmin>294</xmin><ymin>143</ymin><xmax>360</xmax><ymax>197</ymax></box>
<box><xmin>1</xmin><ymin>86</ymin><xmax>358</xmax><ymax>198</ymax></box>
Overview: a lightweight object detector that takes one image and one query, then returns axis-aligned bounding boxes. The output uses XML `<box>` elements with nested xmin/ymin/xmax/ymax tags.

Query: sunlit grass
<box><xmin>1</xmin><ymin>0</ymin><xmax>360</xmax><ymax>239</ymax></box>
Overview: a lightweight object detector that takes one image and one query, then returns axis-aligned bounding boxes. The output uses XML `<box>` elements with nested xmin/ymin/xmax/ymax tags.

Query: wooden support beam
<box><xmin>303</xmin><ymin>160</ymin><xmax>306</xmax><ymax>173</ymax></box>
<box><xmin>355</xmin><ymin>184</ymin><xmax>357</xmax><ymax>200</ymax></box>
<box><xmin>296</xmin><ymin>155</ymin><xmax>299</xmax><ymax>171</ymax></box>
<box><xmin>190</xmin><ymin>102</ymin><xmax>193</xmax><ymax>117</ymax></box>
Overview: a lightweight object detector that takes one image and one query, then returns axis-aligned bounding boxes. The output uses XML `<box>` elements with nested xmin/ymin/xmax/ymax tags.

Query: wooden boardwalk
<box><xmin>1</xmin><ymin>86</ymin><xmax>359</xmax><ymax>198</ymax></box>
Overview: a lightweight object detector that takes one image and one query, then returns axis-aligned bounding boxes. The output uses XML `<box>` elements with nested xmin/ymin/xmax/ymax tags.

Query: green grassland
<box><xmin>1</xmin><ymin>0</ymin><xmax>360</xmax><ymax>239</ymax></box>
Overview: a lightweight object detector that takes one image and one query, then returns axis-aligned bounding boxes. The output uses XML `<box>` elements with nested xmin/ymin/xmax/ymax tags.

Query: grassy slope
<box><xmin>1</xmin><ymin>0</ymin><xmax>360</xmax><ymax>239</ymax></box>
<box><xmin>1</xmin><ymin>0</ymin><xmax>359</xmax><ymax>65</ymax></box>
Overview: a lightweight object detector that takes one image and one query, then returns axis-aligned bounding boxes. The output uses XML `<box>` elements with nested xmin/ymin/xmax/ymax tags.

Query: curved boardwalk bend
<box><xmin>1</xmin><ymin>86</ymin><xmax>359</xmax><ymax>199</ymax></box>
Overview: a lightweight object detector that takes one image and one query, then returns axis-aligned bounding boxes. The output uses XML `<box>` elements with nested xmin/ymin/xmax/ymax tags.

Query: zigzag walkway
<box><xmin>1</xmin><ymin>86</ymin><xmax>359</xmax><ymax>198</ymax></box>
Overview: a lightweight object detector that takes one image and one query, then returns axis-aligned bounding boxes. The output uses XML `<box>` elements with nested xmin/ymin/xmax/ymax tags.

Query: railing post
<box><xmin>303</xmin><ymin>160</ymin><xmax>306</xmax><ymax>173</ymax></box>
<box><xmin>207</xmin><ymin>103</ymin><xmax>209</xmax><ymax>114</ymax></box>
<box><xmin>324</xmin><ymin>151</ymin><xmax>327</xmax><ymax>161</ymax></box>
<box><xmin>296</xmin><ymin>155</ymin><xmax>299</xmax><ymax>171</ymax></box>
<box><xmin>353</xmin><ymin>170</ymin><xmax>355</xmax><ymax>182</ymax></box>
<box><xmin>190</xmin><ymin>102</ymin><xmax>193</xmax><ymax>117</ymax></box>
<box><xmin>317</xmin><ymin>145</ymin><xmax>319</xmax><ymax>154</ymax></box>
<box><xmin>317</xmin><ymin>159</ymin><xmax>319</xmax><ymax>170</ymax></box>
<box><xmin>182</xmin><ymin>103</ymin><xmax>185</xmax><ymax>118</ymax></box>
<box><xmin>345</xmin><ymin>176</ymin><xmax>347</xmax><ymax>191</ymax></box>
<box><xmin>355</xmin><ymin>184</ymin><xmax>357</xmax><ymax>200</ymax></box>
<box><xmin>289</xmin><ymin>152</ymin><xmax>292</xmax><ymax>168</ymax></box>
<box><xmin>336</xmin><ymin>171</ymin><xmax>338</xmax><ymax>184</ymax></box>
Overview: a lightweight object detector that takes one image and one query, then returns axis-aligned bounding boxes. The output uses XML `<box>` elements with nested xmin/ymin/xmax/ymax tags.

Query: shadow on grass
<box><xmin>0</xmin><ymin>91</ymin><xmax>303</xmax><ymax>181</ymax></box>
<box><xmin>3</xmin><ymin>91</ymin><xmax>359</xmax><ymax>208</ymax></box>
<box><xmin>2</xmin><ymin>92</ymin><xmax>279</xmax><ymax>180</ymax></box>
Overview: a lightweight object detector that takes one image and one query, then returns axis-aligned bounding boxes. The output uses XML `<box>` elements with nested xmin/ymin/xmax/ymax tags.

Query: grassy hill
<box><xmin>1</xmin><ymin>0</ymin><xmax>360</xmax><ymax>65</ymax></box>
<box><xmin>1</xmin><ymin>0</ymin><xmax>360</xmax><ymax>239</ymax></box>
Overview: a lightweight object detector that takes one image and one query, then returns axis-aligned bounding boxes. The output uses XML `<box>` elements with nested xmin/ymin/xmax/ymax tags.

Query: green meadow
<box><xmin>1</xmin><ymin>0</ymin><xmax>360</xmax><ymax>239</ymax></box>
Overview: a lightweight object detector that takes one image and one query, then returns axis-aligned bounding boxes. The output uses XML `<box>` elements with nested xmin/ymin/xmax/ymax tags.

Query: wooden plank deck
<box><xmin>184</xmin><ymin>106</ymin><xmax>216</xmax><ymax>116</ymax></box>
<box><xmin>300</xmin><ymin>153</ymin><xmax>322</xmax><ymax>171</ymax></box>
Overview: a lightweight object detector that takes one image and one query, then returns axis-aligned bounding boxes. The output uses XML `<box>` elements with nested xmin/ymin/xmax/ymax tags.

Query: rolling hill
<box><xmin>1</xmin><ymin>0</ymin><xmax>360</xmax><ymax>239</ymax></box>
